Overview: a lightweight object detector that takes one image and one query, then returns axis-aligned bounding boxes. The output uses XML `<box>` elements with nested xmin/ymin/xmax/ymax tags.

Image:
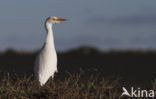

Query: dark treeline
<box><xmin>0</xmin><ymin>46</ymin><xmax>156</xmax><ymax>84</ymax></box>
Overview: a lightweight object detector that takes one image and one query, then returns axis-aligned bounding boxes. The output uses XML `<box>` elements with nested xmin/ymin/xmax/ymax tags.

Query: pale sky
<box><xmin>0</xmin><ymin>0</ymin><xmax>156</xmax><ymax>51</ymax></box>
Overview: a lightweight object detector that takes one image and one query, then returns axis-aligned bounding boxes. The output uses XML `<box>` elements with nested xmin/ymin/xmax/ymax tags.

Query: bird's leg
<box><xmin>51</xmin><ymin>75</ymin><xmax>54</xmax><ymax>80</ymax></box>
<box><xmin>50</xmin><ymin>76</ymin><xmax>54</xmax><ymax>87</ymax></box>
<box><xmin>45</xmin><ymin>83</ymin><xmax>51</xmax><ymax>89</ymax></box>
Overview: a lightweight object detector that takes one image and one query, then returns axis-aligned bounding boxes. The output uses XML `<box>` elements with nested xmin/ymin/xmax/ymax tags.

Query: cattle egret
<box><xmin>34</xmin><ymin>16</ymin><xmax>66</xmax><ymax>86</ymax></box>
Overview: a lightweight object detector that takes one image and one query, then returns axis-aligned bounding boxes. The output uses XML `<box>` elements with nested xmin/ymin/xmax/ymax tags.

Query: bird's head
<box><xmin>46</xmin><ymin>16</ymin><xmax>66</xmax><ymax>24</ymax></box>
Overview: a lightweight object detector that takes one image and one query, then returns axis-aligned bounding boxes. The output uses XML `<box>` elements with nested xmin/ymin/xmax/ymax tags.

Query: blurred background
<box><xmin>0</xmin><ymin>0</ymin><xmax>156</xmax><ymax>84</ymax></box>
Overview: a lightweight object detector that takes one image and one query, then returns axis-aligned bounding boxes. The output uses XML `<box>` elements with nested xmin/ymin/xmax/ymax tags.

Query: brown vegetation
<box><xmin>0</xmin><ymin>69</ymin><xmax>121</xmax><ymax>99</ymax></box>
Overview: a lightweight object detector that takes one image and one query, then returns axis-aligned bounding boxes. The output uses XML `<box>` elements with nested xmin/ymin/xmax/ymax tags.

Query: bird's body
<box><xmin>34</xmin><ymin>32</ymin><xmax>57</xmax><ymax>86</ymax></box>
<box><xmin>34</xmin><ymin>16</ymin><xmax>66</xmax><ymax>86</ymax></box>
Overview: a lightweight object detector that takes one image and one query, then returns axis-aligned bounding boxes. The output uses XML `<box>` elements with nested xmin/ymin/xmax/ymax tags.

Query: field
<box><xmin>0</xmin><ymin>46</ymin><xmax>156</xmax><ymax>98</ymax></box>
<box><xmin>0</xmin><ymin>70</ymin><xmax>122</xmax><ymax>99</ymax></box>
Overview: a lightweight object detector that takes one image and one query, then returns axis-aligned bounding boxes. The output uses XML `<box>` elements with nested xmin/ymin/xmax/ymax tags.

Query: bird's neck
<box><xmin>45</xmin><ymin>23</ymin><xmax>55</xmax><ymax>49</ymax></box>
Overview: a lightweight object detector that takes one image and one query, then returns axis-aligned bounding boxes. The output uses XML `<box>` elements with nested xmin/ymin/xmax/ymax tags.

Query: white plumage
<box><xmin>34</xmin><ymin>16</ymin><xmax>66</xmax><ymax>86</ymax></box>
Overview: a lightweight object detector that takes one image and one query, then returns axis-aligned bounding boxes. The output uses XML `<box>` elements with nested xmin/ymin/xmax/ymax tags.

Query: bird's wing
<box><xmin>34</xmin><ymin>43</ymin><xmax>46</xmax><ymax>78</ymax></box>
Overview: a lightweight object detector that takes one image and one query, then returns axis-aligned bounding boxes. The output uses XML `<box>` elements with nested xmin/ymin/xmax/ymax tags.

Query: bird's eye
<box><xmin>51</xmin><ymin>17</ymin><xmax>56</xmax><ymax>21</ymax></box>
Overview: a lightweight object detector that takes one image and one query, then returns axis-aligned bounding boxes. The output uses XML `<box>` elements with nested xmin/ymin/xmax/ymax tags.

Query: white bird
<box><xmin>34</xmin><ymin>16</ymin><xmax>66</xmax><ymax>86</ymax></box>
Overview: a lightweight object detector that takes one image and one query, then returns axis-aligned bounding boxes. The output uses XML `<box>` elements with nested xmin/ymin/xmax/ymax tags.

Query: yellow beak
<box><xmin>54</xmin><ymin>18</ymin><xmax>67</xmax><ymax>21</ymax></box>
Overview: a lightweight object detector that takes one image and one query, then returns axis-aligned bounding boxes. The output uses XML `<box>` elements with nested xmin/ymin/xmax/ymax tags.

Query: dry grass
<box><xmin>0</xmin><ymin>69</ymin><xmax>121</xmax><ymax>99</ymax></box>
